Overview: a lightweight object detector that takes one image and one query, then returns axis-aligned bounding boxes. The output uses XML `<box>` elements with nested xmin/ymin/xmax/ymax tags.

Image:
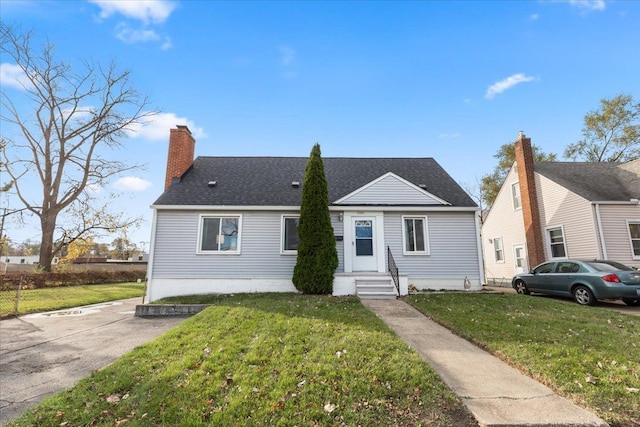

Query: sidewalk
<box><xmin>361</xmin><ymin>299</ymin><xmax>609</xmax><ymax>427</ymax></box>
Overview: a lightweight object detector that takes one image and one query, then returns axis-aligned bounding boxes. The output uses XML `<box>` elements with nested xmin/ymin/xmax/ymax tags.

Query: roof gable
<box><xmin>153</xmin><ymin>157</ymin><xmax>476</xmax><ymax>208</ymax></box>
<box><xmin>334</xmin><ymin>172</ymin><xmax>450</xmax><ymax>205</ymax></box>
<box><xmin>534</xmin><ymin>161</ymin><xmax>640</xmax><ymax>202</ymax></box>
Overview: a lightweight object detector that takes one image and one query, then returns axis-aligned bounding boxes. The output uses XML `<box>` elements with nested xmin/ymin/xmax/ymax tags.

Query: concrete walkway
<box><xmin>361</xmin><ymin>299</ymin><xmax>609</xmax><ymax>427</ymax></box>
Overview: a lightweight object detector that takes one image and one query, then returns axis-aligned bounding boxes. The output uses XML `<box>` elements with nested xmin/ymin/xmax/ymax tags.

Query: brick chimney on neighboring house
<box><xmin>164</xmin><ymin>125</ymin><xmax>195</xmax><ymax>190</ymax></box>
<box><xmin>514</xmin><ymin>132</ymin><xmax>545</xmax><ymax>268</ymax></box>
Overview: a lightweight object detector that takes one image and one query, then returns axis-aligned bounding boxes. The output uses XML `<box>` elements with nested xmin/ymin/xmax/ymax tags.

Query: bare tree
<box><xmin>0</xmin><ymin>24</ymin><xmax>154</xmax><ymax>271</ymax></box>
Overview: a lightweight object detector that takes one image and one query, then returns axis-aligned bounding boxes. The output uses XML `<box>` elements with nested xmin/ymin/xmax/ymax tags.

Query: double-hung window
<box><xmin>546</xmin><ymin>226</ymin><xmax>567</xmax><ymax>258</ymax></box>
<box><xmin>511</xmin><ymin>182</ymin><xmax>521</xmax><ymax>210</ymax></box>
<box><xmin>282</xmin><ymin>216</ymin><xmax>300</xmax><ymax>253</ymax></box>
<box><xmin>198</xmin><ymin>215</ymin><xmax>241</xmax><ymax>253</ymax></box>
<box><xmin>402</xmin><ymin>216</ymin><xmax>429</xmax><ymax>255</ymax></box>
<box><xmin>493</xmin><ymin>237</ymin><xmax>504</xmax><ymax>262</ymax></box>
<box><xmin>628</xmin><ymin>221</ymin><xmax>640</xmax><ymax>259</ymax></box>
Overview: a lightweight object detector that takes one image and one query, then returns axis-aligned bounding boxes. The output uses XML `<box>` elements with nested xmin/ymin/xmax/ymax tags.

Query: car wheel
<box><xmin>514</xmin><ymin>280</ymin><xmax>530</xmax><ymax>295</ymax></box>
<box><xmin>573</xmin><ymin>285</ymin><xmax>595</xmax><ymax>306</ymax></box>
<box><xmin>622</xmin><ymin>298</ymin><xmax>640</xmax><ymax>307</ymax></box>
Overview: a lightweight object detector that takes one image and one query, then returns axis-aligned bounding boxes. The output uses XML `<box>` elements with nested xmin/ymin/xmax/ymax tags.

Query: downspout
<box><xmin>593</xmin><ymin>203</ymin><xmax>607</xmax><ymax>260</ymax></box>
<box><xmin>144</xmin><ymin>208</ymin><xmax>159</xmax><ymax>304</ymax></box>
<box><xmin>474</xmin><ymin>209</ymin><xmax>486</xmax><ymax>286</ymax></box>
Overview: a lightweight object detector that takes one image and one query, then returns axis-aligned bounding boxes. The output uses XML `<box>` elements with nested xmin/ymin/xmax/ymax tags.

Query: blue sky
<box><xmin>2</xmin><ymin>0</ymin><xmax>639</xmax><ymax>250</ymax></box>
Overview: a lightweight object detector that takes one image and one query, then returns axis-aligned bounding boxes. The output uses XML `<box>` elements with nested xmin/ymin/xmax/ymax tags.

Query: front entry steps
<box><xmin>356</xmin><ymin>278</ymin><xmax>397</xmax><ymax>299</ymax></box>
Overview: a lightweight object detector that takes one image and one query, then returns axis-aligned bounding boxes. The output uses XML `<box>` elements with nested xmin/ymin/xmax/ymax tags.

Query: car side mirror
<box><xmin>530</xmin><ymin>270</ymin><xmax>536</xmax><ymax>274</ymax></box>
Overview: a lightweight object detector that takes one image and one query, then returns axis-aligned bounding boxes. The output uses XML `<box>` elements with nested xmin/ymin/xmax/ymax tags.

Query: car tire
<box><xmin>573</xmin><ymin>285</ymin><xmax>595</xmax><ymax>306</ymax></box>
<box><xmin>622</xmin><ymin>298</ymin><xmax>640</xmax><ymax>307</ymax></box>
<box><xmin>514</xmin><ymin>280</ymin><xmax>530</xmax><ymax>295</ymax></box>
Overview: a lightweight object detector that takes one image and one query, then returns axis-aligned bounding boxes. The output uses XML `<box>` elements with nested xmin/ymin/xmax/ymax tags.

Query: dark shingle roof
<box><xmin>153</xmin><ymin>156</ymin><xmax>477</xmax><ymax>207</ymax></box>
<box><xmin>534</xmin><ymin>161</ymin><xmax>640</xmax><ymax>201</ymax></box>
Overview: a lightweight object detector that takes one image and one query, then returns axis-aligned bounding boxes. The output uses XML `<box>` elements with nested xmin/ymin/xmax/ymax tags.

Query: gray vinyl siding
<box><xmin>332</xmin><ymin>214</ymin><xmax>345</xmax><ymax>272</ymax></box>
<box><xmin>152</xmin><ymin>210</ymin><xmax>343</xmax><ymax>278</ymax></box>
<box><xmin>384</xmin><ymin>211</ymin><xmax>480</xmax><ymax>278</ymax></box>
<box><xmin>339</xmin><ymin>174</ymin><xmax>444</xmax><ymax>205</ymax></box>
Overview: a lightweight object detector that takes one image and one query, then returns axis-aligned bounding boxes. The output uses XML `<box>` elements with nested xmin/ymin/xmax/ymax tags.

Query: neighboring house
<box><xmin>145</xmin><ymin>126</ymin><xmax>484</xmax><ymax>302</ymax></box>
<box><xmin>482</xmin><ymin>133</ymin><xmax>640</xmax><ymax>284</ymax></box>
<box><xmin>2</xmin><ymin>255</ymin><xmax>53</xmax><ymax>265</ymax></box>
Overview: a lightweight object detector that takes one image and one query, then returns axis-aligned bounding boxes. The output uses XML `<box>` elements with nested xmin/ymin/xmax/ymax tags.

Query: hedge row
<box><xmin>0</xmin><ymin>270</ymin><xmax>147</xmax><ymax>291</ymax></box>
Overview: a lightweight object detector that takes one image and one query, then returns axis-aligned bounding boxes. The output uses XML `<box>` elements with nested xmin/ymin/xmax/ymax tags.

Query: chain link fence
<box><xmin>0</xmin><ymin>274</ymin><xmax>25</xmax><ymax>318</ymax></box>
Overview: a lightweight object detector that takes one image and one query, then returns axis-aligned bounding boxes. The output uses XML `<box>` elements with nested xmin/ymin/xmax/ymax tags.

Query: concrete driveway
<box><xmin>0</xmin><ymin>298</ymin><xmax>188</xmax><ymax>425</ymax></box>
<box><xmin>485</xmin><ymin>286</ymin><xmax>640</xmax><ymax>316</ymax></box>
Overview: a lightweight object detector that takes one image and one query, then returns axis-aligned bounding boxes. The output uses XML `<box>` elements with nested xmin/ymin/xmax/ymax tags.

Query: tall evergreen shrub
<box><xmin>292</xmin><ymin>144</ymin><xmax>338</xmax><ymax>294</ymax></box>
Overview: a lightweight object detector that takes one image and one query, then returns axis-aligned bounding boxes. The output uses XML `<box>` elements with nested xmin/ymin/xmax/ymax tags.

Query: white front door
<box><xmin>352</xmin><ymin>217</ymin><xmax>378</xmax><ymax>271</ymax></box>
<box><xmin>513</xmin><ymin>244</ymin><xmax>528</xmax><ymax>274</ymax></box>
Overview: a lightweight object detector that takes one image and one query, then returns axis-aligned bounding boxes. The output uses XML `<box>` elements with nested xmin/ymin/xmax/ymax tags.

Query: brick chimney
<box><xmin>514</xmin><ymin>132</ymin><xmax>545</xmax><ymax>268</ymax></box>
<box><xmin>164</xmin><ymin>125</ymin><xmax>195</xmax><ymax>190</ymax></box>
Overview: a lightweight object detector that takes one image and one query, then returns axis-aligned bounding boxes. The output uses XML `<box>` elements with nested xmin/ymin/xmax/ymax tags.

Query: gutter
<box><xmin>593</xmin><ymin>203</ymin><xmax>608</xmax><ymax>260</ymax></box>
<box><xmin>150</xmin><ymin>204</ymin><xmax>480</xmax><ymax>213</ymax></box>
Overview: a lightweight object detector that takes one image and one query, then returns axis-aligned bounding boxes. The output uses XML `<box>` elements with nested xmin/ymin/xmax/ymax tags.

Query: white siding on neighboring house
<box><xmin>597</xmin><ymin>203</ymin><xmax>640</xmax><ymax>268</ymax></box>
<box><xmin>385</xmin><ymin>211</ymin><xmax>481</xmax><ymax>289</ymax></box>
<box><xmin>481</xmin><ymin>165</ymin><xmax>527</xmax><ymax>283</ymax></box>
<box><xmin>536</xmin><ymin>173</ymin><xmax>599</xmax><ymax>259</ymax></box>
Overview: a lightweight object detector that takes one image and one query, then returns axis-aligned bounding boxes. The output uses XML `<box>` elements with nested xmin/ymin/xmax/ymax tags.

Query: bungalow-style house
<box><xmin>145</xmin><ymin>126</ymin><xmax>485</xmax><ymax>302</ymax></box>
<box><xmin>482</xmin><ymin>132</ymin><xmax>640</xmax><ymax>285</ymax></box>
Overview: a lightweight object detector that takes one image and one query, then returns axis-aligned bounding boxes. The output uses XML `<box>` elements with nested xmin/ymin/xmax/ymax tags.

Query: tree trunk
<box><xmin>38</xmin><ymin>214</ymin><xmax>56</xmax><ymax>272</ymax></box>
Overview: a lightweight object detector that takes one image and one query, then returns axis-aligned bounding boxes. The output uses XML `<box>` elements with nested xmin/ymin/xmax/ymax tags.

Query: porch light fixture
<box><xmin>339</xmin><ymin>213</ymin><xmax>343</xmax><ymax>222</ymax></box>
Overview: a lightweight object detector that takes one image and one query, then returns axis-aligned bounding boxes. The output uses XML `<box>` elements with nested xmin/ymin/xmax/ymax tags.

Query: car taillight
<box><xmin>602</xmin><ymin>274</ymin><xmax>621</xmax><ymax>283</ymax></box>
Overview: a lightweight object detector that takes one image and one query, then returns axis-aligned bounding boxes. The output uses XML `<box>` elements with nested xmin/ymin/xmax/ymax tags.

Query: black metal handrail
<box><xmin>387</xmin><ymin>246</ymin><xmax>400</xmax><ymax>296</ymax></box>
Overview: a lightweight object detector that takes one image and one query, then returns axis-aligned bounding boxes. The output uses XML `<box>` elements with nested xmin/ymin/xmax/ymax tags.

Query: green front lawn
<box><xmin>0</xmin><ymin>282</ymin><xmax>145</xmax><ymax>318</ymax></box>
<box><xmin>406</xmin><ymin>292</ymin><xmax>640</xmax><ymax>426</ymax></box>
<box><xmin>8</xmin><ymin>294</ymin><xmax>475</xmax><ymax>427</ymax></box>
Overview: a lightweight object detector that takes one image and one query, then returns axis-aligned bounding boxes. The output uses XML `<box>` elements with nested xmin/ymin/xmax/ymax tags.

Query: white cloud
<box><xmin>485</xmin><ymin>73</ymin><xmax>536</xmax><ymax>100</ymax></box>
<box><xmin>114</xmin><ymin>176</ymin><xmax>152</xmax><ymax>192</ymax></box>
<box><xmin>279</xmin><ymin>46</ymin><xmax>296</xmax><ymax>66</ymax></box>
<box><xmin>85</xmin><ymin>183</ymin><xmax>103</xmax><ymax>194</ymax></box>
<box><xmin>0</xmin><ymin>63</ymin><xmax>31</xmax><ymax>90</ymax></box>
<box><xmin>530</xmin><ymin>13</ymin><xmax>539</xmax><ymax>20</ymax></box>
<box><xmin>160</xmin><ymin>36</ymin><xmax>173</xmax><ymax>50</ymax></box>
<box><xmin>115</xmin><ymin>23</ymin><xmax>161</xmax><ymax>44</ymax></box>
<box><xmin>438</xmin><ymin>133</ymin><xmax>461</xmax><ymax>139</ymax></box>
<box><xmin>89</xmin><ymin>0</ymin><xmax>177</xmax><ymax>25</ymax></box>
<box><xmin>127</xmin><ymin>112</ymin><xmax>207</xmax><ymax>141</ymax></box>
<box><xmin>569</xmin><ymin>0</ymin><xmax>606</xmax><ymax>11</ymax></box>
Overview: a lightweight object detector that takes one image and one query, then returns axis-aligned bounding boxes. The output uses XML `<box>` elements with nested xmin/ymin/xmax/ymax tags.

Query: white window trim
<box><xmin>281</xmin><ymin>215</ymin><xmax>300</xmax><ymax>255</ymax></box>
<box><xmin>493</xmin><ymin>236</ymin><xmax>504</xmax><ymax>263</ymax></box>
<box><xmin>545</xmin><ymin>224</ymin><xmax>568</xmax><ymax>259</ymax></box>
<box><xmin>512</xmin><ymin>243</ymin><xmax>527</xmax><ymax>270</ymax></box>
<box><xmin>196</xmin><ymin>214</ymin><xmax>242</xmax><ymax>255</ymax></box>
<box><xmin>401</xmin><ymin>215</ymin><xmax>430</xmax><ymax>255</ymax></box>
<box><xmin>511</xmin><ymin>182</ymin><xmax>522</xmax><ymax>211</ymax></box>
<box><xmin>626</xmin><ymin>219</ymin><xmax>640</xmax><ymax>260</ymax></box>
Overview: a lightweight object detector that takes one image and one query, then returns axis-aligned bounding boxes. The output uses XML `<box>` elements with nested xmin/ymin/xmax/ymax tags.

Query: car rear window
<box><xmin>585</xmin><ymin>261</ymin><xmax>634</xmax><ymax>272</ymax></box>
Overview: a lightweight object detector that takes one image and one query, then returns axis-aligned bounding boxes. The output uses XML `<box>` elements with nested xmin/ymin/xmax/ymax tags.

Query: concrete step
<box><xmin>356</xmin><ymin>279</ymin><xmax>397</xmax><ymax>299</ymax></box>
<box><xmin>135</xmin><ymin>304</ymin><xmax>210</xmax><ymax>317</ymax></box>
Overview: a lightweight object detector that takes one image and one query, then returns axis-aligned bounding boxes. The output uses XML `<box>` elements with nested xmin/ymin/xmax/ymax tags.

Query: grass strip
<box><xmin>0</xmin><ymin>282</ymin><xmax>145</xmax><ymax>318</ymax></box>
<box><xmin>8</xmin><ymin>293</ymin><xmax>476</xmax><ymax>427</ymax></box>
<box><xmin>405</xmin><ymin>292</ymin><xmax>640</xmax><ymax>427</ymax></box>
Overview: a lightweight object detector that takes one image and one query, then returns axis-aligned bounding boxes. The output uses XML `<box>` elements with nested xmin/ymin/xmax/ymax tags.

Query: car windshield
<box><xmin>585</xmin><ymin>261</ymin><xmax>634</xmax><ymax>272</ymax></box>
